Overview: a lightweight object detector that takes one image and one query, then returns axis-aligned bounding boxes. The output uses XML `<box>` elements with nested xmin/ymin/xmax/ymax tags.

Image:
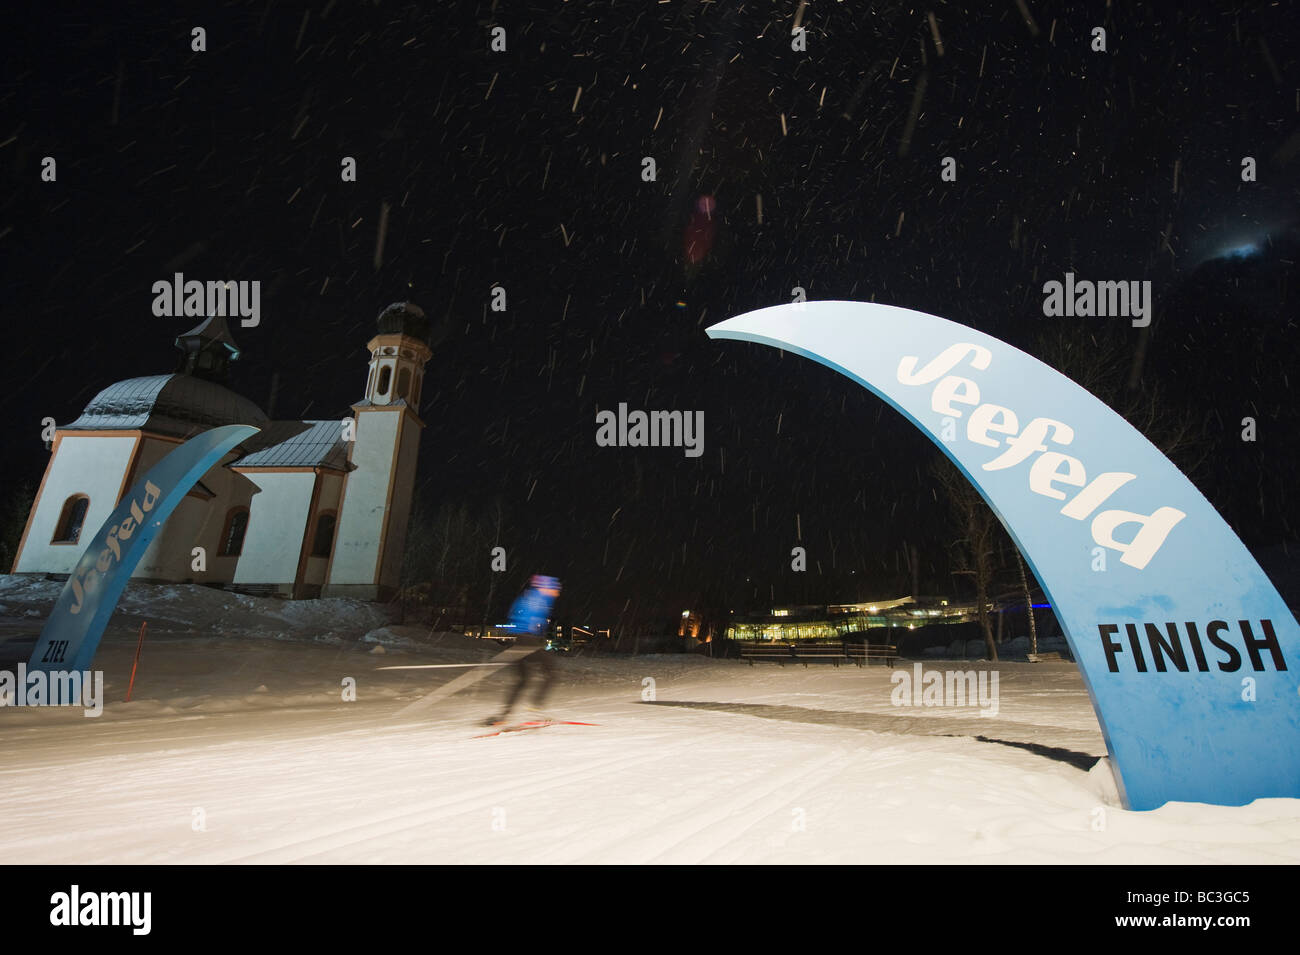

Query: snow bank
<box><xmin>0</xmin><ymin>574</ymin><xmax>390</xmax><ymax>643</ymax></box>
<box><xmin>1086</xmin><ymin>756</ymin><xmax>1124</xmax><ymax>807</ymax></box>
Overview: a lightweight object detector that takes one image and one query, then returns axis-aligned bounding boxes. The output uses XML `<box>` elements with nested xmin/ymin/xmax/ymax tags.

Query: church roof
<box><xmin>64</xmin><ymin>374</ymin><xmax>270</xmax><ymax>438</ymax></box>
<box><xmin>232</xmin><ymin>419</ymin><xmax>352</xmax><ymax>470</ymax></box>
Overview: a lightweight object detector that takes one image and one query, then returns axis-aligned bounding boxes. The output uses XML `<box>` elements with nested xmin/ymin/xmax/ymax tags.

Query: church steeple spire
<box><xmin>364</xmin><ymin>302</ymin><xmax>433</xmax><ymax>408</ymax></box>
<box><xmin>175</xmin><ymin>313</ymin><xmax>242</xmax><ymax>382</ymax></box>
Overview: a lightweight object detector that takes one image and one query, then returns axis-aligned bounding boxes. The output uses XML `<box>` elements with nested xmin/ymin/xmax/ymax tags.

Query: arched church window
<box><xmin>377</xmin><ymin>366</ymin><xmax>392</xmax><ymax>396</ymax></box>
<box><xmin>219</xmin><ymin>508</ymin><xmax>249</xmax><ymax>557</ymax></box>
<box><xmin>396</xmin><ymin>368</ymin><xmax>411</xmax><ymax>399</ymax></box>
<box><xmin>311</xmin><ymin>512</ymin><xmax>336</xmax><ymax>558</ymax></box>
<box><xmin>52</xmin><ymin>494</ymin><xmax>89</xmax><ymax>544</ymax></box>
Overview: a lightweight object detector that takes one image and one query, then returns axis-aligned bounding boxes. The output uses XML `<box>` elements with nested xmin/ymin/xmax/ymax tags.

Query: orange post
<box><xmin>125</xmin><ymin>621</ymin><xmax>147</xmax><ymax>702</ymax></box>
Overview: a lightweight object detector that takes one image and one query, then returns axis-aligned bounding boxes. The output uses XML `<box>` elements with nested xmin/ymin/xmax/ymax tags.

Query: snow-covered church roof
<box><xmin>233</xmin><ymin>420</ymin><xmax>352</xmax><ymax>470</ymax></box>
<box><xmin>64</xmin><ymin>373</ymin><xmax>271</xmax><ymax>438</ymax></box>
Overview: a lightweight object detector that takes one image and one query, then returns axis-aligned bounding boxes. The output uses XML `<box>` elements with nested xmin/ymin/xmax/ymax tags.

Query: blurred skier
<box><xmin>483</xmin><ymin>575</ymin><xmax>562</xmax><ymax>727</ymax></box>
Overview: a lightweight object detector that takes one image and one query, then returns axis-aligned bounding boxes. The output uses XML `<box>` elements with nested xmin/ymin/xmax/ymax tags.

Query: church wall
<box><xmin>231</xmin><ymin>472</ymin><xmax>316</xmax><ymax>588</ymax></box>
<box><xmin>127</xmin><ymin>434</ymin><xmax>180</xmax><ymax>477</ymax></box>
<box><xmin>134</xmin><ymin>446</ymin><xmax>257</xmax><ymax>583</ymax></box>
<box><xmin>325</xmin><ymin>410</ymin><xmax>403</xmax><ymax>597</ymax></box>
<box><xmin>14</xmin><ymin>434</ymin><xmax>137</xmax><ymax>574</ymax></box>
<box><xmin>310</xmin><ymin>471</ymin><xmax>344</xmax><ymax>523</ymax></box>
<box><xmin>300</xmin><ymin>472</ymin><xmax>345</xmax><ymax>591</ymax></box>
<box><xmin>376</xmin><ymin>413</ymin><xmax>423</xmax><ymax>597</ymax></box>
<box><xmin>302</xmin><ymin>555</ymin><xmax>330</xmax><ymax>590</ymax></box>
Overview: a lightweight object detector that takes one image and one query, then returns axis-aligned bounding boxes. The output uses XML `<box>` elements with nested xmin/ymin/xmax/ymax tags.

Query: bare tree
<box><xmin>933</xmin><ymin>458</ymin><xmax>1000</xmax><ymax>661</ymax></box>
<box><xmin>403</xmin><ymin>496</ymin><xmax>500</xmax><ymax>631</ymax></box>
<box><xmin>1014</xmin><ymin>548</ymin><xmax>1038</xmax><ymax>656</ymax></box>
<box><xmin>482</xmin><ymin>497</ymin><xmax>505</xmax><ymax>629</ymax></box>
<box><xmin>1034</xmin><ymin>328</ymin><xmax>1208</xmax><ymax>475</ymax></box>
<box><xmin>1</xmin><ymin>484</ymin><xmax>35</xmax><ymax>573</ymax></box>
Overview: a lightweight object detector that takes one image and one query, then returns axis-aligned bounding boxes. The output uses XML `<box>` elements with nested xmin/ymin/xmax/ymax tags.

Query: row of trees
<box><xmin>398</xmin><ymin>495</ymin><xmax>512</xmax><ymax>629</ymax></box>
<box><xmin>0</xmin><ymin>485</ymin><xmax>35</xmax><ymax>574</ymax></box>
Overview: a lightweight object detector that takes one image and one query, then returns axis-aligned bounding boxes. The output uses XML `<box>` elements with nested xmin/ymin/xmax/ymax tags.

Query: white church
<box><xmin>11</xmin><ymin>302</ymin><xmax>434</xmax><ymax>601</ymax></box>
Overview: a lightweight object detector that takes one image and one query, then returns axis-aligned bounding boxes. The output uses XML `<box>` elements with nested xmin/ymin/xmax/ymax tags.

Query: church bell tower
<box><xmin>324</xmin><ymin>302</ymin><xmax>434</xmax><ymax>600</ymax></box>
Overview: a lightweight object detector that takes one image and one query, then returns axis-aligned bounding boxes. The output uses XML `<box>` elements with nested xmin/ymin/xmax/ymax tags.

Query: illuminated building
<box><xmin>725</xmin><ymin>596</ymin><xmax>980</xmax><ymax>642</ymax></box>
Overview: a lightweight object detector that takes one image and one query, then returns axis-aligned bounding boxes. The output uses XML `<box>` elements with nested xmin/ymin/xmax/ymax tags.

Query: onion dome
<box><xmin>376</xmin><ymin>301</ymin><xmax>432</xmax><ymax>343</ymax></box>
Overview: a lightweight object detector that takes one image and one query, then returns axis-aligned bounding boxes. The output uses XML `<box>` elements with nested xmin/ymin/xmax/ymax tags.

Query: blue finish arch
<box><xmin>708</xmin><ymin>301</ymin><xmax>1299</xmax><ymax>810</ymax></box>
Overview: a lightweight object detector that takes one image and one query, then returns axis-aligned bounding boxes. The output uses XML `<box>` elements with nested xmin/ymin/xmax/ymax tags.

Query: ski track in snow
<box><xmin>1</xmin><ymin>595</ymin><xmax>1298</xmax><ymax>864</ymax></box>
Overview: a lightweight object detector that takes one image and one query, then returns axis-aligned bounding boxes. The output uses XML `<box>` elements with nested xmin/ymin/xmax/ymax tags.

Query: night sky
<box><xmin>4</xmin><ymin>1</ymin><xmax>1299</xmax><ymax>628</ymax></box>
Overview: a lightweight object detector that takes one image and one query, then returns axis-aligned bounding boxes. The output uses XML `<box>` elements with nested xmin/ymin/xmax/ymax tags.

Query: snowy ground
<box><xmin>2</xmin><ymin>578</ymin><xmax>1298</xmax><ymax>864</ymax></box>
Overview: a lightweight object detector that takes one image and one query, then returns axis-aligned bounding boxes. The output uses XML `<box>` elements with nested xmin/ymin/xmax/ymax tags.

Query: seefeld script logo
<box><xmin>69</xmin><ymin>480</ymin><xmax>161</xmax><ymax>615</ymax></box>
<box><xmin>897</xmin><ymin>343</ymin><xmax>1185</xmax><ymax>570</ymax></box>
